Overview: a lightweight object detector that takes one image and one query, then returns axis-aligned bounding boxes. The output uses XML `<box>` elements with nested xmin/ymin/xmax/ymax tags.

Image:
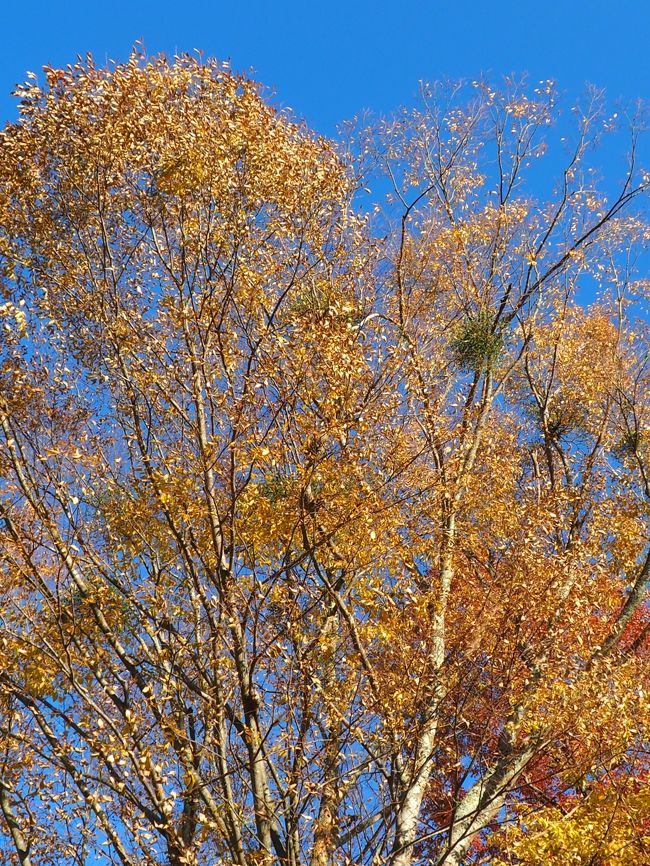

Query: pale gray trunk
<box><xmin>390</xmin><ymin>515</ymin><xmax>455</xmax><ymax>866</ymax></box>
<box><xmin>310</xmin><ymin>611</ymin><xmax>342</xmax><ymax>866</ymax></box>
<box><xmin>0</xmin><ymin>780</ymin><xmax>32</xmax><ymax>866</ymax></box>
<box><xmin>436</xmin><ymin>748</ymin><xmax>535</xmax><ymax>866</ymax></box>
<box><xmin>390</xmin><ymin>702</ymin><xmax>442</xmax><ymax>866</ymax></box>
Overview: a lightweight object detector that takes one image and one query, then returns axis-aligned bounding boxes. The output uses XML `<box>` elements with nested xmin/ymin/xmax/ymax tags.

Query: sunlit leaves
<box><xmin>0</xmin><ymin>54</ymin><xmax>650</xmax><ymax>866</ymax></box>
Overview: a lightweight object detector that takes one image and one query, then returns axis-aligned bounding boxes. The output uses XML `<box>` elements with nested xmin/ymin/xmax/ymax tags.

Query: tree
<box><xmin>0</xmin><ymin>53</ymin><xmax>650</xmax><ymax>866</ymax></box>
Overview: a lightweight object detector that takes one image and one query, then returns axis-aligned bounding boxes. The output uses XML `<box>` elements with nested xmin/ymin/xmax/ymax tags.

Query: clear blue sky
<box><xmin>1</xmin><ymin>0</ymin><xmax>649</xmax><ymax>135</ymax></box>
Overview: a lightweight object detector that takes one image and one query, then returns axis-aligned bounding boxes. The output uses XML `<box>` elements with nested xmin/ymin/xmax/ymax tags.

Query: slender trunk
<box><xmin>0</xmin><ymin>780</ymin><xmax>32</xmax><ymax>866</ymax></box>
<box><xmin>183</xmin><ymin>311</ymin><xmax>284</xmax><ymax>863</ymax></box>
<box><xmin>390</xmin><ymin>514</ymin><xmax>455</xmax><ymax>866</ymax></box>
<box><xmin>229</xmin><ymin>601</ymin><xmax>281</xmax><ymax>861</ymax></box>
<box><xmin>311</xmin><ymin>611</ymin><xmax>341</xmax><ymax>866</ymax></box>
<box><xmin>437</xmin><ymin>748</ymin><xmax>535</xmax><ymax>866</ymax></box>
<box><xmin>390</xmin><ymin>700</ymin><xmax>442</xmax><ymax>866</ymax></box>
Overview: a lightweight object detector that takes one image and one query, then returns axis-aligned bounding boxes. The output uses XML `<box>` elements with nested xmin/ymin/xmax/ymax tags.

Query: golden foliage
<box><xmin>0</xmin><ymin>56</ymin><xmax>649</xmax><ymax>866</ymax></box>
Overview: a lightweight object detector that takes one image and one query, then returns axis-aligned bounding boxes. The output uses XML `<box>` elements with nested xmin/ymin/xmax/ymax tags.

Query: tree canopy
<box><xmin>1</xmin><ymin>52</ymin><xmax>650</xmax><ymax>866</ymax></box>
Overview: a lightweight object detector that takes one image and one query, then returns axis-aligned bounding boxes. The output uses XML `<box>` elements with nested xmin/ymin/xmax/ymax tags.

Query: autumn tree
<box><xmin>1</xmin><ymin>54</ymin><xmax>650</xmax><ymax>866</ymax></box>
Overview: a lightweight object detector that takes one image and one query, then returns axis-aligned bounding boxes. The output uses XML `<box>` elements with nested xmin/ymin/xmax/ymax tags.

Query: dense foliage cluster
<box><xmin>1</xmin><ymin>53</ymin><xmax>650</xmax><ymax>866</ymax></box>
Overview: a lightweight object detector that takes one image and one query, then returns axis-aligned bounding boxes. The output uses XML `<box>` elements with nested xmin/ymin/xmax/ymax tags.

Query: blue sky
<box><xmin>2</xmin><ymin>1</ymin><xmax>650</xmax><ymax>135</ymax></box>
